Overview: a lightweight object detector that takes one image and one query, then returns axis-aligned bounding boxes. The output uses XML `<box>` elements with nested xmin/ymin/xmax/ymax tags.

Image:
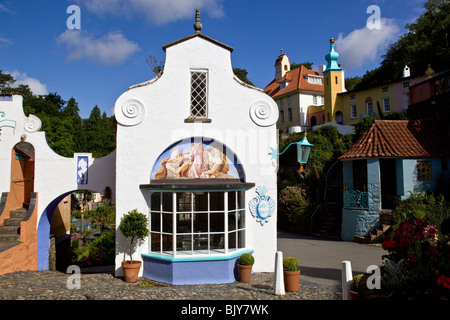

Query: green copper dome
<box><xmin>324</xmin><ymin>38</ymin><xmax>342</xmax><ymax>74</ymax></box>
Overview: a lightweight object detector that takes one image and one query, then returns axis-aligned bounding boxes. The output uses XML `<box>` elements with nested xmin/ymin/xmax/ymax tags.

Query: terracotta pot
<box><xmin>122</xmin><ymin>260</ymin><xmax>142</xmax><ymax>283</ymax></box>
<box><xmin>350</xmin><ymin>290</ymin><xmax>359</xmax><ymax>300</ymax></box>
<box><xmin>284</xmin><ymin>269</ymin><xmax>300</xmax><ymax>292</ymax></box>
<box><xmin>237</xmin><ymin>264</ymin><xmax>253</xmax><ymax>283</ymax></box>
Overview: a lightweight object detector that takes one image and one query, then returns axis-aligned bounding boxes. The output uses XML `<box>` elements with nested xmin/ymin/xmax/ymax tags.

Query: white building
<box><xmin>113</xmin><ymin>10</ymin><xmax>279</xmax><ymax>284</ymax></box>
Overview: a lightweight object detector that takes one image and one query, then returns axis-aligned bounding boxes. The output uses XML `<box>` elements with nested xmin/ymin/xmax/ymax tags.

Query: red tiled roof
<box><xmin>264</xmin><ymin>65</ymin><xmax>324</xmax><ymax>98</ymax></box>
<box><xmin>340</xmin><ymin>120</ymin><xmax>450</xmax><ymax>160</ymax></box>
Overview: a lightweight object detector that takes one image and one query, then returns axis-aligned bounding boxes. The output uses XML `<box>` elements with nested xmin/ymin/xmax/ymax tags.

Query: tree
<box><xmin>290</xmin><ymin>62</ymin><xmax>314</xmax><ymax>70</ymax></box>
<box><xmin>233</xmin><ymin>68</ymin><xmax>254</xmax><ymax>86</ymax></box>
<box><xmin>0</xmin><ymin>70</ymin><xmax>15</xmax><ymax>90</ymax></box>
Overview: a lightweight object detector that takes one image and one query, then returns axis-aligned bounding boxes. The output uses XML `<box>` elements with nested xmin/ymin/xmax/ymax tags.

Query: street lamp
<box><xmin>270</xmin><ymin>132</ymin><xmax>313</xmax><ymax>173</ymax></box>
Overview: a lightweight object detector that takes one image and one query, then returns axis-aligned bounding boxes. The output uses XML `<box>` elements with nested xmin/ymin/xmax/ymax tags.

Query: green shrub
<box><xmin>283</xmin><ymin>257</ymin><xmax>299</xmax><ymax>271</ymax></box>
<box><xmin>351</xmin><ymin>274</ymin><xmax>364</xmax><ymax>291</ymax></box>
<box><xmin>119</xmin><ymin>209</ymin><xmax>150</xmax><ymax>262</ymax></box>
<box><xmin>392</xmin><ymin>191</ymin><xmax>450</xmax><ymax>235</ymax></box>
<box><xmin>239</xmin><ymin>253</ymin><xmax>254</xmax><ymax>266</ymax></box>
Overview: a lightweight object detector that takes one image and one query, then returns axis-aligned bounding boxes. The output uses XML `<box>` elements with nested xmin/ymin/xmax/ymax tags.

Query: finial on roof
<box><xmin>330</xmin><ymin>38</ymin><xmax>335</xmax><ymax>44</ymax></box>
<box><xmin>281</xmin><ymin>48</ymin><xmax>284</xmax><ymax>55</ymax></box>
<box><xmin>194</xmin><ymin>8</ymin><xmax>202</xmax><ymax>33</ymax></box>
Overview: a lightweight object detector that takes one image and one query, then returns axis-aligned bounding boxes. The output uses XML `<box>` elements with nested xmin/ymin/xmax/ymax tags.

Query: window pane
<box><xmin>237</xmin><ymin>210</ymin><xmax>245</xmax><ymax>229</ymax></box>
<box><xmin>228</xmin><ymin>191</ymin><xmax>236</xmax><ymax>211</ymax></box>
<box><xmin>238</xmin><ymin>230</ymin><xmax>245</xmax><ymax>248</ymax></box>
<box><xmin>210</xmin><ymin>212</ymin><xmax>224</xmax><ymax>232</ymax></box>
<box><xmin>193</xmin><ymin>212</ymin><xmax>208</xmax><ymax>233</ymax></box>
<box><xmin>210</xmin><ymin>192</ymin><xmax>224</xmax><ymax>211</ymax></box>
<box><xmin>194</xmin><ymin>234</ymin><xmax>209</xmax><ymax>250</ymax></box>
<box><xmin>151</xmin><ymin>212</ymin><xmax>160</xmax><ymax>232</ymax></box>
<box><xmin>150</xmin><ymin>233</ymin><xmax>161</xmax><ymax>253</ymax></box>
<box><xmin>228</xmin><ymin>231</ymin><xmax>237</xmax><ymax>250</ymax></box>
<box><xmin>177</xmin><ymin>235</ymin><xmax>191</xmax><ymax>252</ymax></box>
<box><xmin>228</xmin><ymin>211</ymin><xmax>237</xmax><ymax>231</ymax></box>
<box><xmin>162</xmin><ymin>234</ymin><xmax>172</xmax><ymax>252</ymax></box>
<box><xmin>177</xmin><ymin>192</ymin><xmax>192</xmax><ymax>212</ymax></box>
<box><xmin>151</xmin><ymin>192</ymin><xmax>161</xmax><ymax>211</ymax></box>
<box><xmin>190</xmin><ymin>71</ymin><xmax>207</xmax><ymax>118</ymax></box>
<box><xmin>162</xmin><ymin>212</ymin><xmax>172</xmax><ymax>233</ymax></box>
<box><xmin>162</xmin><ymin>193</ymin><xmax>173</xmax><ymax>212</ymax></box>
<box><xmin>177</xmin><ymin>213</ymin><xmax>191</xmax><ymax>233</ymax></box>
<box><xmin>210</xmin><ymin>234</ymin><xmax>224</xmax><ymax>250</ymax></box>
<box><xmin>193</xmin><ymin>192</ymin><xmax>208</xmax><ymax>211</ymax></box>
<box><xmin>237</xmin><ymin>191</ymin><xmax>245</xmax><ymax>209</ymax></box>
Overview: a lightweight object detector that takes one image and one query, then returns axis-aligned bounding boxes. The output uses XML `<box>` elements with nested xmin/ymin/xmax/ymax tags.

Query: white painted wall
<box><xmin>114</xmin><ymin>35</ymin><xmax>278</xmax><ymax>275</ymax></box>
<box><xmin>0</xmin><ymin>95</ymin><xmax>116</xmax><ymax>234</ymax></box>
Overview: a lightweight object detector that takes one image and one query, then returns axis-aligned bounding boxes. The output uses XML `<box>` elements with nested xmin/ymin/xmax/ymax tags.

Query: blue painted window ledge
<box><xmin>141</xmin><ymin>248</ymin><xmax>254</xmax><ymax>285</ymax></box>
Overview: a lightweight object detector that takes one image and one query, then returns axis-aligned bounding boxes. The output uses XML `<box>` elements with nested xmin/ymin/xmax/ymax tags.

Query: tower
<box><xmin>275</xmin><ymin>49</ymin><xmax>291</xmax><ymax>80</ymax></box>
<box><xmin>323</xmin><ymin>38</ymin><xmax>344</xmax><ymax>123</ymax></box>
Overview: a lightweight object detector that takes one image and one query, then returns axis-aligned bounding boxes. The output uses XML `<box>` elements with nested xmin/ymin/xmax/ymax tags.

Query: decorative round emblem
<box><xmin>249</xmin><ymin>100</ymin><xmax>278</xmax><ymax>127</ymax></box>
<box><xmin>249</xmin><ymin>186</ymin><xmax>275</xmax><ymax>226</ymax></box>
<box><xmin>24</xmin><ymin>114</ymin><xmax>42</xmax><ymax>133</ymax></box>
<box><xmin>115</xmin><ymin>98</ymin><xmax>145</xmax><ymax>126</ymax></box>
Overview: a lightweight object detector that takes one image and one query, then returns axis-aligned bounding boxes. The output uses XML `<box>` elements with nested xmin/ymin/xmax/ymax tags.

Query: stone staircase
<box><xmin>354</xmin><ymin>209</ymin><xmax>394</xmax><ymax>243</ymax></box>
<box><xmin>0</xmin><ymin>208</ymin><xmax>27</xmax><ymax>253</ymax></box>
<box><xmin>311</xmin><ymin>162</ymin><xmax>343</xmax><ymax>240</ymax></box>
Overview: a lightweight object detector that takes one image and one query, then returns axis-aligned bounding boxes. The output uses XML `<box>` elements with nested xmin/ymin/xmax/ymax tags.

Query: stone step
<box><xmin>0</xmin><ymin>225</ymin><xmax>20</xmax><ymax>235</ymax></box>
<box><xmin>0</xmin><ymin>234</ymin><xmax>20</xmax><ymax>242</ymax></box>
<box><xmin>3</xmin><ymin>218</ymin><xmax>23</xmax><ymax>227</ymax></box>
<box><xmin>0</xmin><ymin>241</ymin><xmax>21</xmax><ymax>254</ymax></box>
<box><xmin>10</xmin><ymin>209</ymin><xmax>27</xmax><ymax>219</ymax></box>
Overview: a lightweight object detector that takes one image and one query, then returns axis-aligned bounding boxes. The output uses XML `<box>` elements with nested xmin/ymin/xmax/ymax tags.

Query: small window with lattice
<box><xmin>189</xmin><ymin>71</ymin><xmax>208</xmax><ymax>118</ymax></box>
<box><xmin>417</xmin><ymin>161</ymin><xmax>432</xmax><ymax>180</ymax></box>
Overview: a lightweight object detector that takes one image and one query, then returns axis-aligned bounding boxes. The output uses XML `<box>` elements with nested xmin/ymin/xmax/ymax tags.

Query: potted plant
<box><xmin>119</xmin><ymin>209</ymin><xmax>150</xmax><ymax>282</ymax></box>
<box><xmin>237</xmin><ymin>253</ymin><xmax>254</xmax><ymax>283</ymax></box>
<box><xmin>350</xmin><ymin>274</ymin><xmax>363</xmax><ymax>300</ymax></box>
<box><xmin>283</xmin><ymin>256</ymin><xmax>300</xmax><ymax>292</ymax></box>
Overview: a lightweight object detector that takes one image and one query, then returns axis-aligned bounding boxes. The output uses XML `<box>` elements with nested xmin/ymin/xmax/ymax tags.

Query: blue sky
<box><xmin>0</xmin><ymin>0</ymin><xmax>427</xmax><ymax>119</ymax></box>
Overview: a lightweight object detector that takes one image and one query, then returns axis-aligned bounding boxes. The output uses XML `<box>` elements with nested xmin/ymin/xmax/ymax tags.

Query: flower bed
<box><xmin>380</xmin><ymin>216</ymin><xmax>450</xmax><ymax>300</ymax></box>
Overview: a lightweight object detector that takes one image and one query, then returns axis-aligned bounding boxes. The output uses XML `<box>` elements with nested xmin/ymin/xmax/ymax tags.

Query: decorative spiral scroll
<box><xmin>249</xmin><ymin>100</ymin><xmax>278</xmax><ymax>127</ymax></box>
<box><xmin>24</xmin><ymin>114</ymin><xmax>42</xmax><ymax>133</ymax></box>
<box><xmin>115</xmin><ymin>98</ymin><xmax>145</xmax><ymax>126</ymax></box>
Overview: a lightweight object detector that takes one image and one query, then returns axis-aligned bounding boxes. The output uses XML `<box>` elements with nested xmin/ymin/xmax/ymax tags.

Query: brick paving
<box><xmin>0</xmin><ymin>270</ymin><xmax>341</xmax><ymax>300</ymax></box>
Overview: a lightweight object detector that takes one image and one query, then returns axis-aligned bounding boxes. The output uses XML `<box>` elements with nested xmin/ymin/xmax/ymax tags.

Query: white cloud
<box><xmin>56</xmin><ymin>30</ymin><xmax>140</xmax><ymax>66</ymax></box>
<box><xmin>7</xmin><ymin>71</ymin><xmax>48</xmax><ymax>96</ymax></box>
<box><xmin>0</xmin><ymin>4</ymin><xmax>11</xmax><ymax>12</ymax></box>
<box><xmin>334</xmin><ymin>18</ymin><xmax>400</xmax><ymax>71</ymax></box>
<box><xmin>76</xmin><ymin>0</ymin><xmax>224</xmax><ymax>25</ymax></box>
<box><xmin>0</xmin><ymin>36</ymin><xmax>12</xmax><ymax>47</ymax></box>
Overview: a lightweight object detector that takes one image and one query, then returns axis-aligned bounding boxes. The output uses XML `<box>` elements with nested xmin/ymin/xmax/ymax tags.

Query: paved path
<box><xmin>277</xmin><ymin>231</ymin><xmax>385</xmax><ymax>291</ymax></box>
<box><xmin>0</xmin><ymin>231</ymin><xmax>386</xmax><ymax>301</ymax></box>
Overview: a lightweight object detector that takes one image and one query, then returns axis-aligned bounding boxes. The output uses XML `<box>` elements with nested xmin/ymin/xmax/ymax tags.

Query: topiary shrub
<box><xmin>239</xmin><ymin>253</ymin><xmax>254</xmax><ymax>266</ymax></box>
<box><xmin>283</xmin><ymin>257</ymin><xmax>299</xmax><ymax>271</ymax></box>
<box><xmin>351</xmin><ymin>274</ymin><xmax>364</xmax><ymax>291</ymax></box>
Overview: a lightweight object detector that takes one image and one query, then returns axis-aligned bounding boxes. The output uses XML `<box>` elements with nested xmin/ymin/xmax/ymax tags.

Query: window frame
<box><xmin>189</xmin><ymin>70</ymin><xmax>208</xmax><ymax>119</ymax></box>
<box><xmin>149</xmin><ymin>190</ymin><xmax>246</xmax><ymax>257</ymax></box>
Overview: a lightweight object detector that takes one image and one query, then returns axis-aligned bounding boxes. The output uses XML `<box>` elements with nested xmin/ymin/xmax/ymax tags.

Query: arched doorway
<box><xmin>310</xmin><ymin>116</ymin><xmax>317</xmax><ymax>127</ymax></box>
<box><xmin>10</xmin><ymin>141</ymin><xmax>35</xmax><ymax>210</ymax></box>
<box><xmin>335</xmin><ymin>111</ymin><xmax>343</xmax><ymax>125</ymax></box>
<box><xmin>37</xmin><ymin>188</ymin><xmax>109</xmax><ymax>271</ymax></box>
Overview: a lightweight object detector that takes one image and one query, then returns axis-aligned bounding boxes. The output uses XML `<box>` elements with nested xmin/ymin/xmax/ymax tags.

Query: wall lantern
<box><xmin>270</xmin><ymin>132</ymin><xmax>313</xmax><ymax>173</ymax></box>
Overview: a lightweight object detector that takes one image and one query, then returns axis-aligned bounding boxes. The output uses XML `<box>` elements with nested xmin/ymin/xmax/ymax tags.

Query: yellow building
<box><xmin>321</xmin><ymin>38</ymin><xmax>398</xmax><ymax>127</ymax></box>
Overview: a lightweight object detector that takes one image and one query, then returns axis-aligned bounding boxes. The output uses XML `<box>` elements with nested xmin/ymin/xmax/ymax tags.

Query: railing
<box><xmin>343</xmin><ymin>190</ymin><xmax>369</xmax><ymax>208</ymax></box>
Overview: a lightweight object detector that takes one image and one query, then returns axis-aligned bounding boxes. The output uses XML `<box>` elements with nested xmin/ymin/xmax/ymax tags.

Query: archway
<box><xmin>335</xmin><ymin>111</ymin><xmax>343</xmax><ymax>125</ymax></box>
<box><xmin>310</xmin><ymin>116</ymin><xmax>317</xmax><ymax>127</ymax></box>
<box><xmin>37</xmin><ymin>188</ymin><xmax>109</xmax><ymax>271</ymax></box>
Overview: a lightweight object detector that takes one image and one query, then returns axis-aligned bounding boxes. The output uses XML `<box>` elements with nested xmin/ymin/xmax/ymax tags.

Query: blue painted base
<box><xmin>141</xmin><ymin>249</ymin><xmax>253</xmax><ymax>285</ymax></box>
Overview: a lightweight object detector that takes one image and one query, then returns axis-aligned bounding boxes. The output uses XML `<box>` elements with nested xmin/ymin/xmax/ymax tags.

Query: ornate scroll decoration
<box><xmin>115</xmin><ymin>98</ymin><xmax>146</xmax><ymax>126</ymax></box>
<box><xmin>24</xmin><ymin>114</ymin><xmax>42</xmax><ymax>133</ymax></box>
<box><xmin>249</xmin><ymin>100</ymin><xmax>278</xmax><ymax>127</ymax></box>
